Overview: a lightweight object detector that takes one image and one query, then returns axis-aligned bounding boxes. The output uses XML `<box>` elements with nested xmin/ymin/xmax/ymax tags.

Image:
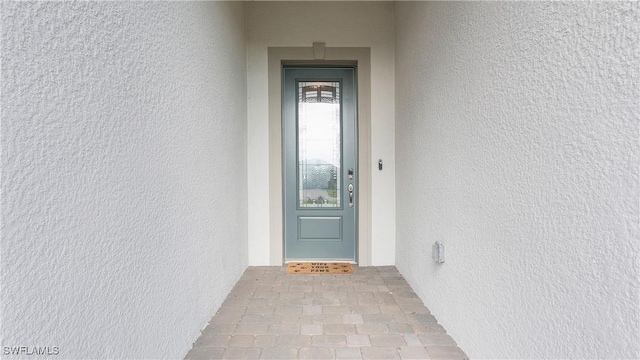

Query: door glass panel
<box><xmin>298</xmin><ymin>81</ymin><xmax>341</xmax><ymax>208</ymax></box>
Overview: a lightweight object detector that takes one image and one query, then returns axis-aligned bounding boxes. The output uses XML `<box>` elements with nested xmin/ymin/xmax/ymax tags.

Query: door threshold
<box><xmin>285</xmin><ymin>259</ymin><xmax>357</xmax><ymax>265</ymax></box>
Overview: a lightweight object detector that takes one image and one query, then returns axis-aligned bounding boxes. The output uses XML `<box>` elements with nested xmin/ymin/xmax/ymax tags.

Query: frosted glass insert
<box><xmin>298</xmin><ymin>81</ymin><xmax>341</xmax><ymax>208</ymax></box>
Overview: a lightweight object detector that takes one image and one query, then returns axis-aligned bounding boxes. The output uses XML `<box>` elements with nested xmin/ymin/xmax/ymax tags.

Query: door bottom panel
<box><xmin>298</xmin><ymin>217</ymin><xmax>342</xmax><ymax>241</ymax></box>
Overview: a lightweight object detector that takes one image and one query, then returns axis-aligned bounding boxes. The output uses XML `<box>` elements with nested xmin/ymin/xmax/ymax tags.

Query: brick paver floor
<box><xmin>185</xmin><ymin>266</ymin><xmax>468</xmax><ymax>360</ymax></box>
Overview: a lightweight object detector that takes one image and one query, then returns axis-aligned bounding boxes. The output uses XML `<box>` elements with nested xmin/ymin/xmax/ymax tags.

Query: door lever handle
<box><xmin>348</xmin><ymin>184</ymin><xmax>354</xmax><ymax>208</ymax></box>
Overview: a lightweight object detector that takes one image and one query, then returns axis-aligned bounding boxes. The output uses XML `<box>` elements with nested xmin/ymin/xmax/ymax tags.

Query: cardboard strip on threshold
<box><xmin>286</xmin><ymin>262</ymin><xmax>353</xmax><ymax>274</ymax></box>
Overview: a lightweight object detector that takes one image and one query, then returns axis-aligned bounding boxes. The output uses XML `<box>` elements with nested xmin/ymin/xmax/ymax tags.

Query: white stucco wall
<box><xmin>247</xmin><ymin>1</ymin><xmax>396</xmax><ymax>265</ymax></box>
<box><xmin>395</xmin><ymin>2</ymin><xmax>639</xmax><ymax>358</ymax></box>
<box><xmin>1</xmin><ymin>2</ymin><xmax>247</xmax><ymax>359</ymax></box>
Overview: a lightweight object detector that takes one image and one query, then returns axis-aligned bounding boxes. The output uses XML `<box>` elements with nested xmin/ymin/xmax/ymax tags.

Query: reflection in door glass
<box><xmin>298</xmin><ymin>81</ymin><xmax>341</xmax><ymax>208</ymax></box>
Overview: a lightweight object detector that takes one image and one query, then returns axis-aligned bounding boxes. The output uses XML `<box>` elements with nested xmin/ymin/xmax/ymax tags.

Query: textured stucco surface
<box><xmin>246</xmin><ymin>1</ymin><xmax>396</xmax><ymax>266</ymax></box>
<box><xmin>395</xmin><ymin>2</ymin><xmax>639</xmax><ymax>358</ymax></box>
<box><xmin>1</xmin><ymin>2</ymin><xmax>247</xmax><ymax>359</ymax></box>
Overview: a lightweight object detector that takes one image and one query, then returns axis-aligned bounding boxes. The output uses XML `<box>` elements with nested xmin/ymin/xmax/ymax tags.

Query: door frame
<box><xmin>282</xmin><ymin>67</ymin><xmax>357</xmax><ymax>262</ymax></box>
<box><xmin>268</xmin><ymin>46</ymin><xmax>371</xmax><ymax>266</ymax></box>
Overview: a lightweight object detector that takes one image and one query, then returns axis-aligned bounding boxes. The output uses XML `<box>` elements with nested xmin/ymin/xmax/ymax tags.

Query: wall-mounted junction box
<box><xmin>432</xmin><ymin>241</ymin><xmax>445</xmax><ymax>263</ymax></box>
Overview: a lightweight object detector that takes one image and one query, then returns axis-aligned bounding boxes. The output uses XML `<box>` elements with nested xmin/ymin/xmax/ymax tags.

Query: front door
<box><xmin>283</xmin><ymin>67</ymin><xmax>357</xmax><ymax>262</ymax></box>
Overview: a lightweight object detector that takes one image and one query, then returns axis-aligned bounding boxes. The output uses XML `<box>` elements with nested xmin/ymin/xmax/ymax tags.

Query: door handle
<box><xmin>348</xmin><ymin>183</ymin><xmax>354</xmax><ymax>208</ymax></box>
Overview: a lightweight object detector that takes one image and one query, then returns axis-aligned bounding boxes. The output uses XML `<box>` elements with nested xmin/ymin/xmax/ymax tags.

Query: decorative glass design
<box><xmin>298</xmin><ymin>81</ymin><xmax>341</xmax><ymax>208</ymax></box>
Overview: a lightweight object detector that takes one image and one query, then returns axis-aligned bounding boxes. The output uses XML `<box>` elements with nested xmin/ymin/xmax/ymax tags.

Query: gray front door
<box><xmin>283</xmin><ymin>67</ymin><xmax>357</xmax><ymax>262</ymax></box>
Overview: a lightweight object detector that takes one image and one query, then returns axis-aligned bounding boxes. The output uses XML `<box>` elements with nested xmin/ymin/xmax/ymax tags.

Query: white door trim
<box><xmin>268</xmin><ymin>46</ymin><xmax>372</xmax><ymax>266</ymax></box>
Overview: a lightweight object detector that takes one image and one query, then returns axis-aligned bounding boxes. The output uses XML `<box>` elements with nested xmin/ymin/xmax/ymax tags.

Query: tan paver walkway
<box><xmin>185</xmin><ymin>266</ymin><xmax>467</xmax><ymax>360</ymax></box>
